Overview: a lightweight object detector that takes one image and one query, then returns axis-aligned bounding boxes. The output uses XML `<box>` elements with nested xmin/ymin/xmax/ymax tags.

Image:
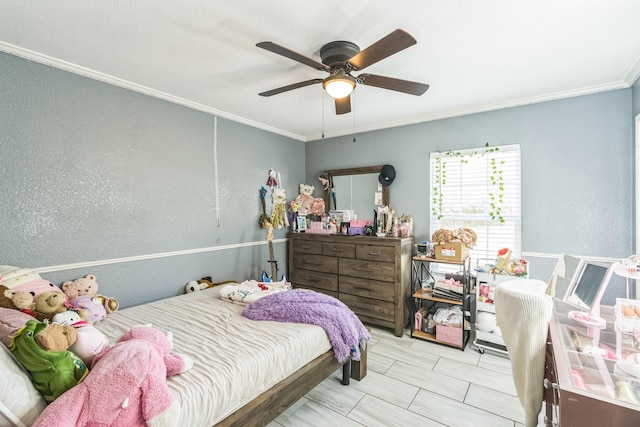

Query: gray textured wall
<box><xmin>306</xmin><ymin>90</ymin><xmax>635</xmax><ymax>302</ymax></box>
<box><xmin>0</xmin><ymin>52</ymin><xmax>304</xmax><ymax>307</ymax></box>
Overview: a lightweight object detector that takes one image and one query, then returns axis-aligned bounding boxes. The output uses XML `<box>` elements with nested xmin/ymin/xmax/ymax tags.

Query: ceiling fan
<box><xmin>257</xmin><ymin>29</ymin><xmax>429</xmax><ymax>115</ymax></box>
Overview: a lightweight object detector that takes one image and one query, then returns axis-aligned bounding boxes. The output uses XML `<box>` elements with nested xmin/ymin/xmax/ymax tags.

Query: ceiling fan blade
<box><xmin>358</xmin><ymin>73</ymin><xmax>429</xmax><ymax>96</ymax></box>
<box><xmin>347</xmin><ymin>29</ymin><xmax>417</xmax><ymax>71</ymax></box>
<box><xmin>259</xmin><ymin>79</ymin><xmax>323</xmax><ymax>97</ymax></box>
<box><xmin>335</xmin><ymin>95</ymin><xmax>351</xmax><ymax>115</ymax></box>
<box><xmin>257</xmin><ymin>42</ymin><xmax>329</xmax><ymax>71</ymax></box>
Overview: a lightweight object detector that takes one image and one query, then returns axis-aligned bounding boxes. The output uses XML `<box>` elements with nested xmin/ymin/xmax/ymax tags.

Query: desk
<box><xmin>544</xmin><ymin>301</ymin><xmax>640</xmax><ymax>426</ymax></box>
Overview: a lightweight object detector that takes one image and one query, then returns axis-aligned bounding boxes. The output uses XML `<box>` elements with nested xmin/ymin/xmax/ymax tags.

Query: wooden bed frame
<box><xmin>217</xmin><ymin>349</ymin><xmax>364</xmax><ymax>426</ymax></box>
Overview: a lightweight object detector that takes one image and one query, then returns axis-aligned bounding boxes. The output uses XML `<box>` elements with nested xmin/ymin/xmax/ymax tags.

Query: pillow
<box><xmin>0</xmin><ymin>265</ymin><xmax>41</xmax><ymax>286</ymax></box>
<box><xmin>0</xmin><ymin>265</ymin><xmax>62</xmax><ymax>300</ymax></box>
<box><xmin>0</xmin><ymin>307</ymin><xmax>34</xmax><ymax>347</ymax></box>
<box><xmin>0</xmin><ymin>342</ymin><xmax>46</xmax><ymax>426</ymax></box>
<box><xmin>6</xmin><ymin>278</ymin><xmax>63</xmax><ymax>300</ymax></box>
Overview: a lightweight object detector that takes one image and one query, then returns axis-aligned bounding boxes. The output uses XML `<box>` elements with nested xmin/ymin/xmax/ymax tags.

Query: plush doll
<box><xmin>62</xmin><ymin>274</ymin><xmax>119</xmax><ymax>314</ymax></box>
<box><xmin>294</xmin><ymin>183</ymin><xmax>315</xmax><ymax>215</ymax></box>
<box><xmin>33</xmin><ymin>325</ymin><xmax>194</xmax><ymax>427</ymax></box>
<box><xmin>72</xmin><ymin>295</ymin><xmax>107</xmax><ymax>323</ymax></box>
<box><xmin>184</xmin><ymin>277</ymin><xmax>236</xmax><ymax>293</ymax></box>
<box><xmin>32</xmin><ymin>291</ymin><xmax>70</xmax><ymax>322</ymax></box>
<box><xmin>52</xmin><ymin>311</ymin><xmax>110</xmax><ymax>365</ymax></box>
<box><xmin>0</xmin><ymin>284</ymin><xmax>16</xmax><ymax>310</ymax></box>
<box><xmin>270</xmin><ymin>187</ymin><xmax>289</xmax><ymax>229</ymax></box>
<box><xmin>10</xmin><ymin>319</ymin><xmax>88</xmax><ymax>401</ymax></box>
<box><xmin>185</xmin><ymin>276</ymin><xmax>215</xmax><ymax>293</ymax></box>
<box><xmin>0</xmin><ymin>285</ymin><xmax>36</xmax><ymax>315</ymax></box>
<box><xmin>4</xmin><ymin>288</ymin><xmax>37</xmax><ymax>317</ymax></box>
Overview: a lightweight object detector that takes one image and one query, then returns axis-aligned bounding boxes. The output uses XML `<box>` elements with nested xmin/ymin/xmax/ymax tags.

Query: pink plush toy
<box><xmin>62</xmin><ymin>274</ymin><xmax>119</xmax><ymax>315</ymax></box>
<box><xmin>33</xmin><ymin>325</ymin><xmax>194</xmax><ymax>427</ymax></box>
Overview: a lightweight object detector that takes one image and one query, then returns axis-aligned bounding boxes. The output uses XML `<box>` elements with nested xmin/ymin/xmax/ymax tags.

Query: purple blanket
<box><xmin>242</xmin><ymin>290</ymin><xmax>370</xmax><ymax>363</ymax></box>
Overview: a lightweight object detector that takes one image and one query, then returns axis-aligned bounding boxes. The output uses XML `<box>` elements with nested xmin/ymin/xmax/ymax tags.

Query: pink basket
<box><xmin>350</xmin><ymin>219</ymin><xmax>372</xmax><ymax>227</ymax></box>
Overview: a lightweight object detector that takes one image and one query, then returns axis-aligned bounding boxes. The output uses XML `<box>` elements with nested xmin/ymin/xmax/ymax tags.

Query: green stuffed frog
<box><xmin>10</xmin><ymin>319</ymin><xmax>88</xmax><ymax>401</ymax></box>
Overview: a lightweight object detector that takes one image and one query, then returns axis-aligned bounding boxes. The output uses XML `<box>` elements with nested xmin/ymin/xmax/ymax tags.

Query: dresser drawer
<box><xmin>356</xmin><ymin>245</ymin><xmax>396</xmax><ymax>263</ymax></box>
<box><xmin>292</xmin><ymin>238</ymin><xmax>323</xmax><ymax>255</ymax></box>
<box><xmin>339</xmin><ymin>293</ymin><xmax>394</xmax><ymax>322</ymax></box>
<box><xmin>339</xmin><ymin>276</ymin><xmax>395</xmax><ymax>302</ymax></box>
<box><xmin>339</xmin><ymin>258</ymin><xmax>395</xmax><ymax>282</ymax></box>
<box><xmin>293</xmin><ymin>253</ymin><xmax>338</xmax><ymax>274</ymax></box>
<box><xmin>292</xmin><ymin>269</ymin><xmax>338</xmax><ymax>292</ymax></box>
<box><xmin>294</xmin><ymin>285</ymin><xmax>338</xmax><ymax>299</ymax></box>
<box><xmin>322</xmin><ymin>242</ymin><xmax>355</xmax><ymax>258</ymax></box>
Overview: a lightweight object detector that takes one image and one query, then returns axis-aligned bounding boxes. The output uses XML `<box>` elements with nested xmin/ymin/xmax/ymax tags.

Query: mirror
<box><xmin>548</xmin><ymin>253</ymin><xmax>584</xmax><ymax>299</ymax></box>
<box><xmin>323</xmin><ymin>166</ymin><xmax>389</xmax><ymax>219</ymax></box>
<box><xmin>564</xmin><ymin>261</ymin><xmax>613</xmax><ymax>314</ymax></box>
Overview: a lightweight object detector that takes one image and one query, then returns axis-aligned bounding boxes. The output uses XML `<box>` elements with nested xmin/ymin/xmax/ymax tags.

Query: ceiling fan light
<box><xmin>323</xmin><ymin>75</ymin><xmax>356</xmax><ymax>98</ymax></box>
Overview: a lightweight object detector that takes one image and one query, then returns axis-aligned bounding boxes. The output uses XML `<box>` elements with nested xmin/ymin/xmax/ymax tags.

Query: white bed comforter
<box><xmin>95</xmin><ymin>287</ymin><xmax>331</xmax><ymax>426</ymax></box>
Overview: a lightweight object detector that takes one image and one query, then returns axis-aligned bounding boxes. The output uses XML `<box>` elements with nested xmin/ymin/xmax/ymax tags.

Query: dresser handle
<box><xmin>354</xmin><ymin>285</ymin><xmax>371</xmax><ymax>291</ymax></box>
<box><xmin>355</xmin><ymin>267</ymin><xmax>370</xmax><ymax>271</ymax></box>
<box><xmin>368</xmin><ymin>251</ymin><xmax>380</xmax><ymax>256</ymax></box>
<box><xmin>301</xmin><ymin>245</ymin><xmax>311</xmax><ymax>249</ymax></box>
<box><xmin>332</xmin><ymin>248</ymin><xmax>344</xmax><ymax>252</ymax></box>
<box><xmin>304</xmin><ymin>260</ymin><xmax>323</xmax><ymax>266</ymax></box>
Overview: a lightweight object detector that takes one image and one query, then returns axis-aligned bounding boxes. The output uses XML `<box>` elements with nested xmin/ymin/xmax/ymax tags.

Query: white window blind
<box><xmin>429</xmin><ymin>144</ymin><xmax>522</xmax><ymax>264</ymax></box>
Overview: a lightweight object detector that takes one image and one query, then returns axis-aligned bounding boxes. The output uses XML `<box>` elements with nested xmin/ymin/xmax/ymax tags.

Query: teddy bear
<box><xmin>62</xmin><ymin>274</ymin><xmax>119</xmax><ymax>315</ymax></box>
<box><xmin>3</xmin><ymin>288</ymin><xmax>36</xmax><ymax>317</ymax></box>
<box><xmin>52</xmin><ymin>311</ymin><xmax>110</xmax><ymax>365</ymax></box>
<box><xmin>33</xmin><ymin>325</ymin><xmax>194</xmax><ymax>427</ymax></box>
<box><xmin>10</xmin><ymin>319</ymin><xmax>88</xmax><ymax>401</ymax></box>
<box><xmin>0</xmin><ymin>284</ymin><xmax>36</xmax><ymax>314</ymax></box>
<box><xmin>32</xmin><ymin>290</ymin><xmax>70</xmax><ymax>322</ymax></box>
<box><xmin>294</xmin><ymin>183</ymin><xmax>315</xmax><ymax>215</ymax></box>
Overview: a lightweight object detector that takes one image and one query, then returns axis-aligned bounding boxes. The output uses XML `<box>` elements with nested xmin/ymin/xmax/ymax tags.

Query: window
<box><xmin>429</xmin><ymin>144</ymin><xmax>522</xmax><ymax>264</ymax></box>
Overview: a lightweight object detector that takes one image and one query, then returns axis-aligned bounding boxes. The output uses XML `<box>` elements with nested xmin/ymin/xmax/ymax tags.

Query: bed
<box><xmin>1</xmin><ymin>285</ymin><xmax>364</xmax><ymax>427</ymax></box>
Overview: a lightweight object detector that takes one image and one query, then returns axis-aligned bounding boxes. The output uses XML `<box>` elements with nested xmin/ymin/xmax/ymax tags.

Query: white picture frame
<box><xmin>296</xmin><ymin>215</ymin><xmax>307</xmax><ymax>231</ymax></box>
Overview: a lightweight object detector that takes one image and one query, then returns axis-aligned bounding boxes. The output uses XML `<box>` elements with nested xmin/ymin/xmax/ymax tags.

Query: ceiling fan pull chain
<box><xmin>321</xmin><ymin>86</ymin><xmax>325</xmax><ymax>139</ymax></box>
<box><xmin>352</xmin><ymin>90</ymin><xmax>357</xmax><ymax>143</ymax></box>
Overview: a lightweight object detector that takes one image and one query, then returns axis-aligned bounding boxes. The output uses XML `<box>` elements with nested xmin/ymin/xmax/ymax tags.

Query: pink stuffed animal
<box><xmin>62</xmin><ymin>274</ymin><xmax>119</xmax><ymax>315</ymax></box>
<box><xmin>33</xmin><ymin>325</ymin><xmax>193</xmax><ymax>427</ymax></box>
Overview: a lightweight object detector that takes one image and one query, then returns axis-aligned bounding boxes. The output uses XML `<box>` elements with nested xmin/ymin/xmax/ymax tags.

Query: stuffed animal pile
<box><xmin>1</xmin><ymin>267</ymin><xmax>125</xmax><ymax>403</ymax></box>
<box><xmin>2</xmin><ymin>266</ymin><xmax>197</xmax><ymax>425</ymax></box>
<box><xmin>33</xmin><ymin>325</ymin><xmax>193</xmax><ymax>427</ymax></box>
<box><xmin>62</xmin><ymin>274</ymin><xmax>119</xmax><ymax>318</ymax></box>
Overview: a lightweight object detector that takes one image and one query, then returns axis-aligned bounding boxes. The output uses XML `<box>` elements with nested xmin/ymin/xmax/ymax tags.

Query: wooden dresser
<box><xmin>289</xmin><ymin>233</ymin><xmax>413</xmax><ymax>337</ymax></box>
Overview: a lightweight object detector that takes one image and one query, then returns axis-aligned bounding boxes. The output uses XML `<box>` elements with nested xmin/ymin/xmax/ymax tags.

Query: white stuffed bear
<box><xmin>294</xmin><ymin>183</ymin><xmax>315</xmax><ymax>215</ymax></box>
<box><xmin>52</xmin><ymin>311</ymin><xmax>110</xmax><ymax>365</ymax></box>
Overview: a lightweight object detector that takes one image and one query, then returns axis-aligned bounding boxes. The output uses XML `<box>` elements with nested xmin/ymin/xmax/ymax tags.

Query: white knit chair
<box><xmin>495</xmin><ymin>279</ymin><xmax>553</xmax><ymax>427</ymax></box>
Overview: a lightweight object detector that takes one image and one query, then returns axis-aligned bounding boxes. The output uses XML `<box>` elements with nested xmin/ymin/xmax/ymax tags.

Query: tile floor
<box><xmin>268</xmin><ymin>327</ymin><xmax>545</xmax><ymax>427</ymax></box>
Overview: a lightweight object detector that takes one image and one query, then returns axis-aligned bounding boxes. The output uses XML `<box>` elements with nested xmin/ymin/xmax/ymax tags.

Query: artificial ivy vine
<box><xmin>432</xmin><ymin>143</ymin><xmax>505</xmax><ymax>223</ymax></box>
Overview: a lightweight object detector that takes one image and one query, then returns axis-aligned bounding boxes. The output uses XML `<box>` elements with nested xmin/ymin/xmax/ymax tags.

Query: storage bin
<box><xmin>348</xmin><ymin>227</ymin><xmax>364</xmax><ymax>235</ymax></box>
<box><xmin>434</xmin><ymin>241</ymin><xmax>469</xmax><ymax>261</ymax></box>
<box><xmin>435</xmin><ymin>324</ymin><xmax>462</xmax><ymax>346</ymax></box>
<box><xmin>350</xmin><ymin>219</ymin><xmax>372</xmax><ymax>227</ymax></box>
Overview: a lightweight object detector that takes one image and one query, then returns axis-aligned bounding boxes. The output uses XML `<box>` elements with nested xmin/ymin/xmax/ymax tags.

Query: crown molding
<box><xmin>306</xmin><ymin>81</ymin><xmax>631</xmax><ymax>141</ymax></box>
<box><xmin>0</xmin><ymin>42</ymin><xmax>306</xmax><ymax>142</ymax></box>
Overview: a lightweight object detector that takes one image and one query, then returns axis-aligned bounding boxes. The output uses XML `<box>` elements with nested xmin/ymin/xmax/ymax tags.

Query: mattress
<box><xmin>94</xmin><ymin>286</ymin><xmax>331</xmax><ymax>426</ymax></box>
